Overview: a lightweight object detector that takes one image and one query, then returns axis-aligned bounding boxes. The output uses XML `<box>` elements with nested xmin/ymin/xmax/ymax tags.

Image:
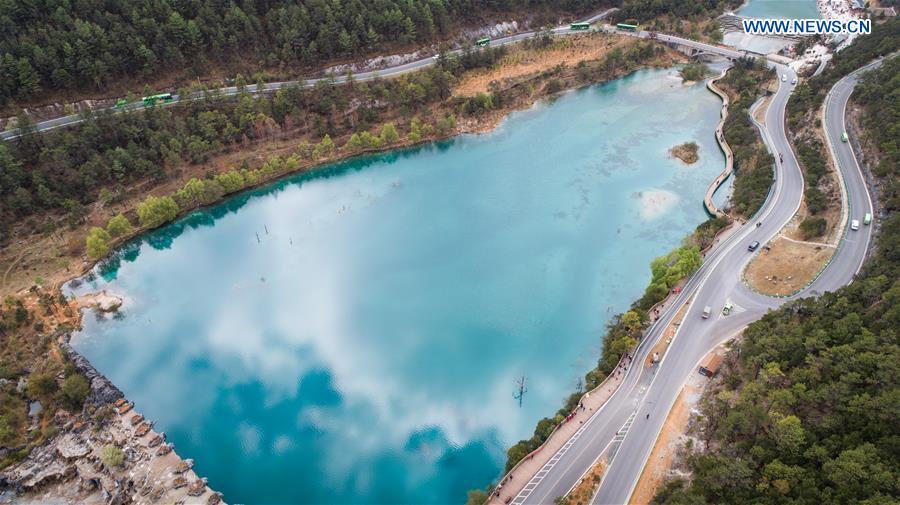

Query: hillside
<box><xmin>0</xmin><ymin>0</ymin><xmax>606</xmax><ymax>109</ymax></box>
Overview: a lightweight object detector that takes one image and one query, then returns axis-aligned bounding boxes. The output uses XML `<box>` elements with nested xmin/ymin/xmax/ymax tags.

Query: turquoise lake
<box><xmin>69</xmin><ymin>68</ymin><xmax>727</xmax><ymax>504</ymax></box>
<box><xmin>738</xmin><ymin>0</ymin><xmax>820</xmax><ymax>19</ymax></box>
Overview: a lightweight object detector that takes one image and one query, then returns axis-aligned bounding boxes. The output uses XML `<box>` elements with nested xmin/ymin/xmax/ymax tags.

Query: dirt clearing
<box><xmin>454</xmin><ymin>34</ymin><xmax>633</xmax><ymax>97</ymax></box>
<box><xmin>745</xmin><ymin>234</ymin><xmax>834</xmax><ymax>296</ymax></box>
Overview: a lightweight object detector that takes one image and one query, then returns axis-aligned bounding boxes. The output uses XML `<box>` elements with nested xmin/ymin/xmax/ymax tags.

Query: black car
<box><xmin>748</xmin><ymin>241</ymin><xmax>760</xmax><ymax>252</ymax></box>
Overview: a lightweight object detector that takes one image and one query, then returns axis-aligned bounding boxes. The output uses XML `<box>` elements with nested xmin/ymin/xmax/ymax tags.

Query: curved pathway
<box><xmin>703</xmin><ymin>67</ymin><xmax>735</xmax><ymax>218</ymax></box>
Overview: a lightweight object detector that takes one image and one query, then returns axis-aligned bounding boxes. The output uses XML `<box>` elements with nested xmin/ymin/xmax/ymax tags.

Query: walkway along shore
<box><xmin>484</xmin><ymin>226</ymin><xmax>741</xmax><ymax>505</ymax></box>
<box><xmin>704</xmin><ymin>67</ymin><xmax>736</xmax><ymax>219</ymax></box>
<box><xmin>485</xmin><ymin>68</ymin><xmax>742</xmax><ymax>505</ymax></box>
<box><xmin>486</xmin><ymin>241</ymin><xmax>742</xmax><ymax>504</ymax></box>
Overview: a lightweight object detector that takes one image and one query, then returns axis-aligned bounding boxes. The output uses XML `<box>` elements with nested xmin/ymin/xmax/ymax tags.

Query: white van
<box><xmin>851</xmin><ymin>219</ymin><xmax>860</xmax><ymax>231</ymax></box>
<box><xmin>702</xmin><ymin>306</ymin><xmax>711</xmax><ymax>319</ymax></box>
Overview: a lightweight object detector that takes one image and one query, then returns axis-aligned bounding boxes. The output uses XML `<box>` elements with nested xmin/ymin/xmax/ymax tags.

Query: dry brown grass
<box><xmin>745</xmin><ymin>236</ymin><xmax>834</xmax><ymax>296</ymax></box>
<box><xmin>566</xmin><ymin>458</ymin><xmax>608</xmax><ymax>505</ymax></box>
<box><xmin>453</xmin><ymin>34</ymin><xmax>632</xmax><ymax>97</ymax></box>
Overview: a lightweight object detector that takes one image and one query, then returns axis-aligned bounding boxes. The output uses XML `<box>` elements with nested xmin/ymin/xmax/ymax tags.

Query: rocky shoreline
<box><xmin>59</xmin><ymin>341</ymin><xmax>123</xmax><ymax>408</ymax></box>
<box><xmin>0</xmin><ymin>299</ymin><xmax>223</xmax><ymax>505</ymax></box>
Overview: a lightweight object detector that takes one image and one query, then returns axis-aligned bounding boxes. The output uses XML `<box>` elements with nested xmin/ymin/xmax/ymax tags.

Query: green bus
<box><xmin>142</xmin><ymin>93</ymin><xmax>174</xmax><ymax>106</ymax></box>
<box><xmin>617</xmin><ymin>23</ymin><xmax>638</xmax><ymax>32</ymax></box>
<box><xmin>476</xmin><ymin>37</ymin><xmax>491</xmax><ymax>47</ymax></box>
<box><xmin>570</xmin><ymin>22</ymin><xmax>591</xmax><ymax>31</ymax></box>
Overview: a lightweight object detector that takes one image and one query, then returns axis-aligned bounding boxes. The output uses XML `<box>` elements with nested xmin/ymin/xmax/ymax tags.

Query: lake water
<box><xmin>69</xmin><ymin>67</ymin><xmax>726</xmax><ymax>504</ymax></box>
<box><xmin>737</xmin><ymin>0</ymin><xmax>820</xmax><ymax>19</ymax></box>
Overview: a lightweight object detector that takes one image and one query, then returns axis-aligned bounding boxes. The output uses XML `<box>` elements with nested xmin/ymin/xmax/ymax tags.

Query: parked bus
<box><xmin>617</xmin><ymin>23</ymin><xmax>638</xmax><ymax>32</ymax></box>
<box><xmin>142</xmin><ymin>93</ymin><xmax>174</xmax><ymax>106</ymax></box>
<box><xmin>475</xmin><ymin>37</ymin><xmax>491</xmax><ymax>47</ymax></box>
<box><xmin>570</xmin><ymin>22</ymin><xmax>591</xmax><ymax>31</ymax></box>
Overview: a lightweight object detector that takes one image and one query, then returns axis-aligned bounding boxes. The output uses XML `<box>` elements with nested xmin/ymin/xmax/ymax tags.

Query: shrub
<box><xmin>545</xmin><ymin>78</ymin><xmax>564</xmax><ymax>94</ymax></box>
<box><xmin>345</xmin><ymin>131</ymin><xmax>382</xmax><ymax>151</ymax></box>
<box><xmin>215</xmin><ymin>170</ymin><xmax>245</xmax><ymax>193</ymax></box>
<box><xmin>805</xmin><ymin>187</ymin><xmax>829</xmax><ymax>214</ymax></box>
<box><xmin>174</xmin><ymin>178</ymin><xmax>225</xmax><ymax>208</ymax></box>
<box><xmin>463</xmin><ymin>93</ymin><xmax>495</xmax><ymax>115</ymax></box>
<box><xmin>800</xmin><ymin>216</ymin><xmax>827</xmax><ymax>239</ymax></box>
<box><xmin>106</xmin><ymin>214</ymin><xmax>133</xmax><ymax>237</ymax></box>
<box><xmin>311</xmin><ymin>134</ymin><xmax>335</xmax><ymax>159</ymax></box>
<box><xmin>681</xmin><ymin>62</ymin><xmax>710</xmax><ymax>81</ymax></box>
<box><xmin>101</xmin><ymin>445</ymin><xmax>124</xmax><ymax>468</ymax></box>
<box><xmin>61</xmin><ymin>374</ymin><xmax>90</xmax><ymax>411</ymax></box>
<box><xmin>380</xmin><ymin>123</ymin><xmax>400</xmax><ymax>144</ymax></box>
<box><xmin>137</xmin><ymin>196</ymin><xmax>178</xmax><ymax>228</ymax></box>
<box><xmin>26</xmin><ymin>373</ymin><xmax>58</xmax><ymax>399</ymax></box>
<box><xmin>436</xmin><ymin>114</ymin><xmax>456</xmax><ymax>135</ymax></box>
<box><xmin>85</xmin><ymin>227</ymin><xmax>112</xmax><ymax>259</ymax></box>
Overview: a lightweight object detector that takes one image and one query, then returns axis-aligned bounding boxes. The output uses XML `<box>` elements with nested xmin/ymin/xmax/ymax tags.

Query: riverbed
<box><xmin>69</xmin><ymin>67</ymin><xmax>727</xmax><ymax>503</ymax></box>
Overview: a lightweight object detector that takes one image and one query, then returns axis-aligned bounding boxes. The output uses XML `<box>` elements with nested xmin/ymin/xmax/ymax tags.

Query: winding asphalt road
<box><xmin>0</xmin><ymin>10</ymin><xmax>620</xmax><ymax>141</ymax></box>
<box><xmin>516</xmin><ymin>49</ymin><xmax>889</xmax><ymax>505</ymax></box>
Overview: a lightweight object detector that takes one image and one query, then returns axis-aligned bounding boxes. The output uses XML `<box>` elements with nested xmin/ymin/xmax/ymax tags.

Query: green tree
<box><xmin>380</xmin><ymin>123</ymin><xmax>400</xmax><ymax>144</ymax></box>
<box><xmin>622</xmin><ymin>310</ymin><xmax>643</xmax><ymax>335</ymax></box>
<box><xmin>215</xmin><ymin>170</ymin><xmax>245</xmax><ymax>193</ymax></box>
<box><xmin>345</xmin><ymin>133</ymin><xmax>364</xmax><ymax>151</ymax></box>
<box><xmin>106</xmin><ymin>214</ymin><xmax>133</xmax><ymax>237</ymax></box>
<box><xmin>86</xmin><ymin>227</ymin><xmax>112</xmax><ymax>259</ymax></box>
<box><xmin>799</xmin><ymin>216</ymin><xmax>826</xmax><ymax>239</ymax></box>
<box><xmin>62</xmin><ymin>374</ymin><xmax>90</xmax><ymax>410</ymax></box>
<box><xmin>26</xmin><ymin>373</ymin><xmax>58</xmax><ymax>399</ymax></box>
<box><xmin>16</xmin><ymin>58</ymin><xmax>41</xmax><ymax>98</ymax></box>
<box><xmin>312</xmin><ymin>134</ymin><xmax>335</xmax><ymax>159</ymax></box>
<box><xmin>824</xmin><ymin>444</ymin><xmax>895</xmax><ymax>501</ymax></box>
<box><xmin>436</xmin><ymin>114</ymin><xmax>456</xmax><ymax>135</ymax></box>
<box><xmin>137</xmin><ymin>195</ymin><xmax>178</xmax><ymax>228</ymax></box>
<box><xmin>772</xmin><ymin>414</ymin><xmax>806</xmax><ymax>454</ymax></box>
<box><xmin>408</xmin><ymin>119</ymin><xmax>423</xmax><ymax>142</ymax></box>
